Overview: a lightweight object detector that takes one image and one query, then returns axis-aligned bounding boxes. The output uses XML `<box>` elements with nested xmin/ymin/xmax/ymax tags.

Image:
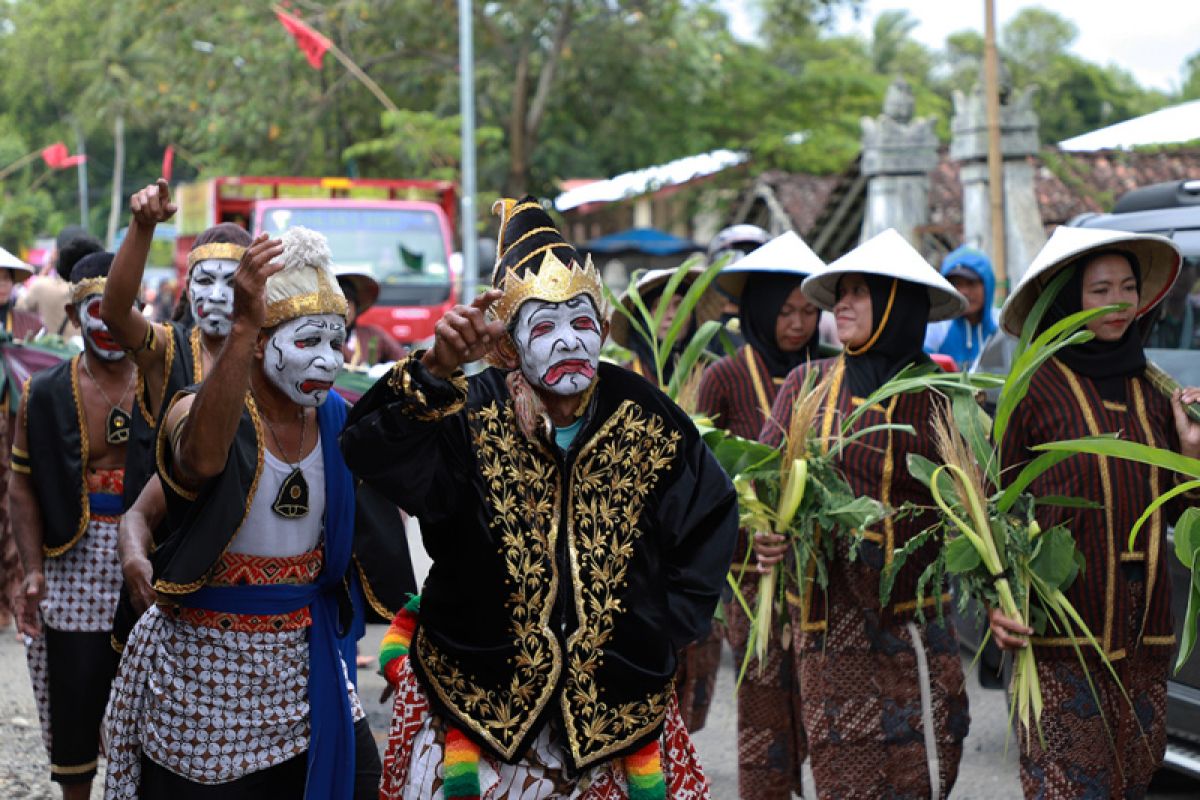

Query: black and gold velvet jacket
<box><xmin>341</xmin><ymin>356</ymin><xmax>738</xmax><ymax>769</ymax></box>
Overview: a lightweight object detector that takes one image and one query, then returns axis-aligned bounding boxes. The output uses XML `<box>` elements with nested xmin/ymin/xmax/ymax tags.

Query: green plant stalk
<box><xmin>752</xmin><ymin>564</ymin><xmax>776</xmax><ymax>675</ymax></box>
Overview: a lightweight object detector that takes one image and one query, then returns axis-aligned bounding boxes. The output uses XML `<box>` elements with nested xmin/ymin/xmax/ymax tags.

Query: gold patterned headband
<box><xmin>70</xmin><ymin>277</ymin><xmax>107</xmax><ymax>305</ymax></box>
<box><xmin>187</xmin><ymin>243</ymin><xmax>246</xmax><ymax>271</ymax></box>
<box><xmin>263</xmin><ymin>268</ymin><xmax>348</xmax><ymax>328</ymax></box>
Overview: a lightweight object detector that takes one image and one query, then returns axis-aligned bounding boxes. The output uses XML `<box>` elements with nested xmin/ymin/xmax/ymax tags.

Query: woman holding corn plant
<box><xmin>990</xmin><ymin>227</ymin><xmax>1200</xmax><ymax>799</ymax></box>
<box><xmin>696</xmin><ymin>230</ymin><xmax>828</xmax><ymax>800</ymax></box>
<box><xmin>756</xmin><ymin>229</ymin><xmax>972</xmax><ymax>799</ymax></box>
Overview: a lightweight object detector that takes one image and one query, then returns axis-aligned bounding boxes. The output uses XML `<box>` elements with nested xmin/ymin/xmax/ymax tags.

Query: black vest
<box><xmin>25</xmin><ymin>357</ymin><xmax>89</xmax><ymax>556</ymax></box>
<box><xmin>123</xmin><ymin>322</ymin><xmax>202</xmax><ymax>512</ymax></box>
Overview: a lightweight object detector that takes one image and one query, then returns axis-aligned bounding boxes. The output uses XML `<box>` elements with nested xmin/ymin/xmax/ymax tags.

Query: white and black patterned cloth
<box><xmin>24</xmin><ymin>515</ymin><xmax>123</xmax><ymax>757</ymax></box>
<box><xmin>103</xmin><ymin>605</ymin><xmax>364</xmax><ymax>796</ymax></box>
<box><xmin>41</xmin><ymin>515</ymin><xmax>122</xmax><ymax>631</ymax></box>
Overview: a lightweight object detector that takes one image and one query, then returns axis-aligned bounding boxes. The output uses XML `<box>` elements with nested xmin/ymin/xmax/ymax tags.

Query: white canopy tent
<box><xmin>1059</xmin><ymin>99</ymin><xmax>1200</xmax><ymax>151</ymax></box>
<box><xmin>555</xmin><ymin>149</ymin><xmax>747</xmax><ymax>212</ymax></box>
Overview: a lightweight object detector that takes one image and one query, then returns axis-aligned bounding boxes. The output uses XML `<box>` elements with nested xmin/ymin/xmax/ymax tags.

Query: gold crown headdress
<box><xmin>490</xmin><ymin>197</ymin><xmax>605</xmax><ymax>326</ymax></box>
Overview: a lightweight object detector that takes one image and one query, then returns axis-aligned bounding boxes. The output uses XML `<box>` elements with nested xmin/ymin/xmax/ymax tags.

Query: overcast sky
<box><xmin>718</xmin><ymin>0</ymin><xmax>1199</xmax><ymax>92</ymax></box>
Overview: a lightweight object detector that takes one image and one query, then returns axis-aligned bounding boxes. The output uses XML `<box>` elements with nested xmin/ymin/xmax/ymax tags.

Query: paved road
<box><xmin>2</xmin><ymin>623</ymin><xmax>1197</xmax><ymax>798</ymax></box>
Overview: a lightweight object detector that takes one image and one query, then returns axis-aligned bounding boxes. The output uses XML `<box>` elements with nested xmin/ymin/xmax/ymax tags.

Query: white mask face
<box><xmin>188</xmin><ymin>258</ymin><xmax>238</xmax><ymax>338</ymax></box>
<box><xmin>264</xmin><ymin>314</ymin><xmax>346</xmax><ymax>407</ymax></box>
<box><xmin>512</xmin><ymin>296</ymin><xmax>602</xmax><ymax>396</ymax></box>
<box><xmin>78</xmin><ymin>295</ymin><xmax>124</xmax><ymax>362</ymax></box>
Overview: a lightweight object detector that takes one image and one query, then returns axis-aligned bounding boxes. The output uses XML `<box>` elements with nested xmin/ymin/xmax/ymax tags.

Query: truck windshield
<box><xmin>259</xmin><ymin>207</ymin><xmax>451</xmax><ymax>307</ymax></box>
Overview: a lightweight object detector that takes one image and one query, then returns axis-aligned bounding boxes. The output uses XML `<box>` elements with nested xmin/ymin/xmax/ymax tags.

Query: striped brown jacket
<box><xmin>762</xmin><ymin>356</ymin><xmax>949</xmax><ymax>629</ymax></box>
<box><xmin>1003</xmin><ymin>358</ymin><xmax>1190</xmax><ymax>658</ymax></box>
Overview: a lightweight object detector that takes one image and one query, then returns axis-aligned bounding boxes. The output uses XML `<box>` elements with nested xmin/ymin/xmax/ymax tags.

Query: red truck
<box><xmin>175</xmin><ymin>176</ymin><xmax>458</xmax><ymax>344</ymax></box>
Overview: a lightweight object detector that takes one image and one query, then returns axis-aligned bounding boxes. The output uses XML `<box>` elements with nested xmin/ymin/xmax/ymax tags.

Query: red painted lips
<box><xmin>543</xmin><ymin>359</ymin><xmax>595</xmax><ymax>385</ymax></box>
<box><xmin>90</xmin><ymin>330</ymin><xmax>122</xmax><ymax>351</ymax></box>
<box><xmin>300</xmin><ymin>379</ymin><xmax>333</xmax><ymax>393</ymax></box>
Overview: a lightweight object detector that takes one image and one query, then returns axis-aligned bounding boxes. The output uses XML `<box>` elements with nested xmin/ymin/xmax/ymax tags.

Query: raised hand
<box><xmin>129</xmin><ymin>178</ymin><xmax>178</xmax><ymax>227</ymax></box>
<box><xmin>422</xmin><ymin>289</ymin><xmax>507</xmax><ymax>379</ymax></box>
<box><xmin>231</xmin><ymin>233</ymin><xmax>285</xmax><ymax>332</ymax></box>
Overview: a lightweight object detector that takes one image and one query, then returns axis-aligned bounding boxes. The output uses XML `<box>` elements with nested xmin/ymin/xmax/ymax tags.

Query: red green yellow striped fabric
<box><xmin>443</xmin><ymin>727</ymin><xmax>482</xmax><ymax>799</ymax></box>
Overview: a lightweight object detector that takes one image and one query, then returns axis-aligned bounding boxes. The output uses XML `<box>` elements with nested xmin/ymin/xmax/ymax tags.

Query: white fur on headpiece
<box><xmin>280</xmin><ymin>226</ymin><xmax>333</xmax><ymax>274</ymax></box>
<box><xmin>264</xmin><ymin>226</ymin><xmax>347</xmax><ymax>327</ymax></box>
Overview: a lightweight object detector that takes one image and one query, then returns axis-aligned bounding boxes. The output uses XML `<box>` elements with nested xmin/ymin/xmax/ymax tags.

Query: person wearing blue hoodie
<box><xmin>924</xmin><ymin>245</ymin><xmax>1000</xmax><ymax>369</ymax></box>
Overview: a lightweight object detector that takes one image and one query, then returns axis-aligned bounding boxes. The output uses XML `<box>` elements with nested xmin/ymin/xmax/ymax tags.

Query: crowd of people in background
<box><xmin>0</xmin><ymin>181</ymin><xmax>1197</xmax><ymax>800</ymax></box>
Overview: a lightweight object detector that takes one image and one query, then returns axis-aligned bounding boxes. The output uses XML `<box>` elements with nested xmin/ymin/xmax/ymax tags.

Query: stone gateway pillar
<box><xmin>859</xmin><ymin>78</ymin><xmax>939</xmax><ymax>246</ymax></box>
<box><xmin>951</xmin><ymin>76</ymin><xmax>1045</xmax><ymax>291</ymax></box>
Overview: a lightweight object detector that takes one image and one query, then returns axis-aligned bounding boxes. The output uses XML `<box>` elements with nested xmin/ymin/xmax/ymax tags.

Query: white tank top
<box><xmin>229</xmin><ymin>433</ymin><xmax>325</xmax><ymax>557</ymax></box>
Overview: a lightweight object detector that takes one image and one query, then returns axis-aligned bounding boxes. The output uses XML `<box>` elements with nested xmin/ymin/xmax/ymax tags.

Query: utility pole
<box><xmin>106</xmin><ymin>114</ymin><xmax>126</xmax><ymax>248</ymax></box>
<box><xmin>459</xmin><ymin>0</ymin><xmax>479</xmax><ymax>299</ymax></box>
<box><xmin>983</xmin><ymin>0</ymin><xmax>1007</xmax><ymax>296</ymax></box>
<box><xmin>73</xmin><ymin>120</ymin><xmax>90</xmax><ymax>232</ymax></box>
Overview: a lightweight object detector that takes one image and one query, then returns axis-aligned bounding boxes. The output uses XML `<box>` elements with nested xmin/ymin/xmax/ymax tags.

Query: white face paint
<box><xmin>77</xmin><ymin>295</ymin><xmax>125</xmax><ymax>362</ymax></box>
<box><xmin>188</xmin><ymin>258</ymin><xmax>238</xmax><ymax>338</ymax></box>
<box><xmin>264</xmin><ymin>314</ymin><xmax>346</xmax><ymax>407</ymax></box>
<box><xmin>512</xmin><ymin>296</ymin><xmax>602</xmax><ymax>396</ymax></box>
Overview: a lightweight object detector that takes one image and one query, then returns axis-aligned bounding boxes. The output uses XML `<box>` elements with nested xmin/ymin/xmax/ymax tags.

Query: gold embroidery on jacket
<box><xmin>415</xmin><ymin>399</ymin><xmax>562</xmax><ymax>760</ymax></box>
<box><xmin>562</xmin><ymin>400</ymin><xmax>680</xmax><ymax>767</ymax></box>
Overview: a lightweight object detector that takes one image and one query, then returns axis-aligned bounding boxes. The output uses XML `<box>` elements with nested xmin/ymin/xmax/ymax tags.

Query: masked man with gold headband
<box><xmin>10</xmin><ymin>252</ymin><xmax>132</xmax><ymax>800</ymax></box>
<box><xmin>102</xmin><ymin>180</ymin><xmax>254</xmax><ymax>652</ymax></box>
<box><xmin>342</xmin><ymin>197</ymin><xmax>737</xmax><ymax>799</ymax></box>
<box><xmin>102</xmin><ymin>179</ymin><xmax>253</xmax><ymax>512</ymax></box>
<box><xmin>102</xmin><ymin>228</ymin><xmax>410</xmax><ymax>799</ymax></box>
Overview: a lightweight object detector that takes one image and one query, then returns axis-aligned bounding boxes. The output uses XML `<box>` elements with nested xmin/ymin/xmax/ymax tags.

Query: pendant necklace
<box><xmin>260</xmin><ymin>404</ymin><xmax>310</xmax><ymax>519</ymax></box>
<box><xmin>81</xmin><ymin>358</ymin><xmax>135</xmax><ymax>445</ymax></box>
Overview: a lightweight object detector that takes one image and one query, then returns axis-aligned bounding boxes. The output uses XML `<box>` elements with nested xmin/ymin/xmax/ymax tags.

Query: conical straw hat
<box><xmin>1000</xmin><ymin>226</ymin><xmax>1181</xmax><ymax>337</ymax></box>
<box><xmin>715</xmin><ymin>230</ymin><xmax>825</xmax><ymax>298</ymax></box>
<box><xmin>610</xmin><ymin>264</ymin><xmax>725</xmax><ymax>348</ymax></box>
<box><xmin>801</xmin><ymin>229</ymin><xmax>967</xmax><ymax>322</ymax></box>
<box><xmin>0</xmin><ymin>246</ymin><xmax>34</xmax><ymax>281</ymax></box>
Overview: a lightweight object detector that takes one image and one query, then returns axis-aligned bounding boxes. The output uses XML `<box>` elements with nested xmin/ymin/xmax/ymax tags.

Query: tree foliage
<box><xmin>0</xmin><ymin>1</ymin><xmax>1186</xmax><ymax>253</ymax></box>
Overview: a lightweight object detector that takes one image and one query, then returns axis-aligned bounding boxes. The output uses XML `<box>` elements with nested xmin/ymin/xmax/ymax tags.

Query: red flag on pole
<box><xmin>274</xmin><ymin>7</ymin><xmax>331</xmax><ymax>70</ymax></box>
<box><xmin>162</xmin><ymin>145</ymin><xmax>175</xmax><ymax>182</ymax></box>
<box><xmin>41</xmin><ymin>142</ymin><xmax>87</xmax><ymax>169</ymax></box>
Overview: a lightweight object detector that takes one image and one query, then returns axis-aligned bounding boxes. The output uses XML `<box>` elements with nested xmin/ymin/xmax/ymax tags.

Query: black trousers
<box><xmin>138</xmin><ymin>717</ymin><xmax>382</xmax><ymax>799</ymax></box>
<box><xmin>45</xmin><ymin>627</ymin><xmax>119</xmax><ymax>785</ymax></box>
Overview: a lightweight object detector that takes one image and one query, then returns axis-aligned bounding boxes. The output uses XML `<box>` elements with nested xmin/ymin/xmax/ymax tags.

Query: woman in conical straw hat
<box><xmin>697</xmin><ymin>230</ymin><xmax>829</xmax><ymax>798</ymax></box>
<box><xmin>756</xmin><ymin>228</ymin><xmax>971</xmax><ymax>798</ymax></box>
<box><xmin>989</xmin><ymin>226</ymin><xmax>1200</xmax><ymax>798</ymax></box>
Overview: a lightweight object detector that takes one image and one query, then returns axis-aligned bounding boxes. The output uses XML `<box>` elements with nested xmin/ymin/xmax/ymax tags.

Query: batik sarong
<box><xmin>382</xmin><ymin>657</ymin><xmax>711</xmax><ymax>800</ymax></box>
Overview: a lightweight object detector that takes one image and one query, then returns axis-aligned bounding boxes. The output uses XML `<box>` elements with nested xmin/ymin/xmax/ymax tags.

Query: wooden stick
<box><xmin>983</xmin><ymin>0</ymin><xmax>1007</xmax><ymax>298</ymax></box>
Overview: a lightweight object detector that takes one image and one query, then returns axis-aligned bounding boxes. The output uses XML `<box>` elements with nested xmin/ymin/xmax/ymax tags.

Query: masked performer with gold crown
<box><xmin>102</xmin><ymin>228</ymin><xmax>410</xmax><ymax>799</ymax></box>
<box><xmin>343</xmin><ymin>197</ymin><xmax>737</xmax><ymax>799</ymax></box>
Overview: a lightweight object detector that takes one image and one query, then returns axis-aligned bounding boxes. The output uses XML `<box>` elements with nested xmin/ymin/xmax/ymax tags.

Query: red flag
<box><xmin>274</xmin><ymin>8</ymin><xmax>330</xmax><ymax>70</ymax></box>
<box><xmin>41</xmin><ymin>142</ymin><xmax>86</xmax><ymax>170</ymax></box>
<box><xmin>162</xmin><ymin>145</ymin><xmax>175</xmax><ymax>182</ymax></box>
<box><xmin>41</xmin><ymin>142</ymin><xmax>68</xmax><ymax>168</ymax></box>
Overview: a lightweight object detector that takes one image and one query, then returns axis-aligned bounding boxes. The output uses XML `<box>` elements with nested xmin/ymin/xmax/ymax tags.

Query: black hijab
<box><xmin>739</xmin><ymin>273</ymin><xmax>821</xmax><ymax>379</ymax></box>
<box><xmin>1039</xmin><ymin>251</ymin><xmax>1145</xmax><ymax>402</ymax></box>
<box><xmin>842</xmin><ymin>274</ymin><xmax>932</xmax><ymax>398</ymax></box>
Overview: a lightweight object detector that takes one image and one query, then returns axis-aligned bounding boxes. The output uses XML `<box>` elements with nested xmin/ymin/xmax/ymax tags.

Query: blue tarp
<box><xmin>581</xmin><ymin>227</ymin><xmax>701</xmax><ymax>256</ymax></box>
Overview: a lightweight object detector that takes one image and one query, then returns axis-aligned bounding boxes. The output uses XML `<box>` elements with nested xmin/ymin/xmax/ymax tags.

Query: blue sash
<box><xmin>88</xmin><ymin>492</ymin><xmax>125</xmax><ymax>517</ymax></box>
<box><xmin>183</xmin><ymin>394</ymin><xmax>357</xmax><ymax>800</ymax></box>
